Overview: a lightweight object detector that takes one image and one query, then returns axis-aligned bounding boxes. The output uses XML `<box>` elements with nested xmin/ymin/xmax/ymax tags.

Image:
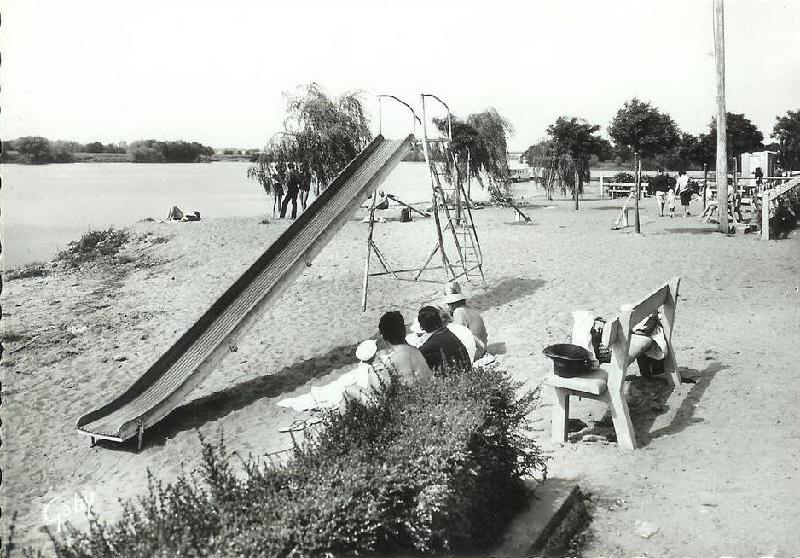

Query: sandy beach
<box><xmin>3</xmin><ymin>190</ymin><xmax>799</xmax><ymax>556</ymax></box>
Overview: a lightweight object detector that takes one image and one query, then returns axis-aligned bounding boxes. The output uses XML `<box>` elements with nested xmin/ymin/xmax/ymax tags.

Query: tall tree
<box><xmin>546</xmin><ymin>116</ymin><xmax>606</xmax><ymax>193</ymax></box>
<box><xmin>14</xmin><ymin>136</ymin><xmax>54</xmax><ymax>164</ymax></box>
<box><xmin>608</xmin><ymin>98</ymin><xmax>680</xmax><ymax>158</ymax></box>
<box><xmin>706</xmin><ymin>112</ymin><xmax>763</xmax><ymax>159</ymax></box>
<box><xmin>772</xmin><ymin>109</ymin><xmax>800</xmax><ymax>171</ymax></box>
<box><xmin>433</xmin><ymin>108</ymin><xmax>514</xmax><ymax>200</ymax></box>
<box><xmin>283</xmin><ymin>83</ymin><xmax>372</xmax><ymax>187</ymax></box>
<box><xmin>523</xmin><ymin>118</ymin><xmax>605</xmax><ymax>200</ymax></box>
<box><xmin>694</xmin><ymin>112</ymin><xmax>764</xmax><ymax>169</ymax></box>
<box><xmin>248</xmin><ymin>83</ymin><xmax>373</xmax><ymax>205</ymax></box>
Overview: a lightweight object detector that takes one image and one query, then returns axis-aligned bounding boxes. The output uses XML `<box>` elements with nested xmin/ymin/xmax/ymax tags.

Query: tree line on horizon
<box><xmin>523</xmin><ymin>99</ymin><xmax>800</xmax><ymax>177</ymax></box>
<box><xmin>1</xmin><ymin>137</ymin><xmax>215</xmax><ymax>164</ymax></box>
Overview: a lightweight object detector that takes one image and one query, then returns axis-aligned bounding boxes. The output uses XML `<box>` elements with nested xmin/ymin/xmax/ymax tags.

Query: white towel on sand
<box><xmin>277</xmin><ymin>363</ymin><xmax>389</xmax><ymax>412</ymax></box>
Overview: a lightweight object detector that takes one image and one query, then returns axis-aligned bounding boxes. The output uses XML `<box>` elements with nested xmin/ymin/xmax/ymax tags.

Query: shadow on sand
<box><xmin>103</xmin><ymin>281</ymin><xmax>545</xmax><ymax>451</ymax></box>
<box><xmin>664</xmin><ymin>227</ymin><xmax>719</xmax><ymax>235</ymax></box>
<box><xmin>570</xmin><ymin>361</ymin><xmax>726</xmax><ymax>447</ymax></box>
<box><xmin>471</xmin><ymin>277</ymin><xmax>546</xmax><ymax>312</ymax></box>
<box><xmin>98</xmin><ymin>343</ymin><xmax>360</xmax><ymax>452</ymax></box>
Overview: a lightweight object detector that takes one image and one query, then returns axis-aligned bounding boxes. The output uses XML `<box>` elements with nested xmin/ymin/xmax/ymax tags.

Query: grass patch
<box><xmin>43</xmin><ymin>365</ymin><xmax>546</xmax><ymax>557</ymax></box>
<box><xmin>4</xmin><ymin>262</ymin><xmax>50</xmax><ymax>281</ymax></box>
<box><xmin>55</xmin><ymin>228</ymin><xmax>130</xmax><ymax>267</ymax></box>
<box><xmin>0</xmin><ymin>329</ymin><xmax>29</xmax><ymax>343</ymax></box>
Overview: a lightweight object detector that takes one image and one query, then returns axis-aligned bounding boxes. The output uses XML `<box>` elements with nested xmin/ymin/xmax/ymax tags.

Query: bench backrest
<box><xmin>602</xmin><ymin>277</ymin><xmax>680</xmax><ymax>391</ymax></box>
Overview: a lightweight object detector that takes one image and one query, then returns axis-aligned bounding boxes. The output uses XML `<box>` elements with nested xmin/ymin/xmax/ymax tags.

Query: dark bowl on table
<box><xmin>542</xmin><ymin>343</ymin><xmax>594</xmax><ymax>378</ymax></box>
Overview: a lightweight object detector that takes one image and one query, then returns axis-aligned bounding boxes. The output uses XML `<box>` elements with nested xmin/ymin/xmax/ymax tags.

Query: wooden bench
<box><xmin>602</xmin><ymin>182</ymin><xmax>649</xmax><ymax>199</ymax></box>
<box><xmin>545</xmin><ymin>278</ymin><xmax>681</xmax><ymax>450</ymax></box>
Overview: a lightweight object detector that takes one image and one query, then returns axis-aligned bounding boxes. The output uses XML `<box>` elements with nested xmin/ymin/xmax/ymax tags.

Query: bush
<box><xmin>131</xmin><ymin>146</ymin><xmax>165</xmax><ymax>163</ymax></box>
<box><xmin>45</xmin><ymin>366</ymin><xmax>546</xmax><ymax>557</ymax></box>
<box><xmin>612</xmin><ymin>172</ymin><xmax>636</xmax><ymax>183</ymax></box>
<box><xmin>5</xmin><ymin>262</ymin><xmax>50</xmax><ymax>281</ymax></box>
<box><xmin>56</xmin><ymin>228</ymin><xmax>130</xmax><ymax>267</ymax></box>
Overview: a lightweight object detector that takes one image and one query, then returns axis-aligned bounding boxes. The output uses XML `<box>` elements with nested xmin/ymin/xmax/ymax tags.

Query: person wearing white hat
<box><xmin>277</xmin><ymin>339</ymin><xmax>390</xmax><ymax>413</ymax></box>
<box><xmin>444</xmin><ymin>281</ymin><xmax>488</xmax><ymax>359</ymax></box>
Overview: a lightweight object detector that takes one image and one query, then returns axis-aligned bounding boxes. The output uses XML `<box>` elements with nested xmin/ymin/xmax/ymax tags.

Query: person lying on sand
<box><xmin>417</xmin><ymin>305</ymin><xmax>471</xmax><ymax>372</ymax></box>
<box><xmin>377</xmin><ymin>311</ymin><xmax>432</xmax><ymax>386</ymax></box>
<box><xmin>276</xmin><ymin>339</ymin><xmax>390</xmax><ymax>413</ymax></box>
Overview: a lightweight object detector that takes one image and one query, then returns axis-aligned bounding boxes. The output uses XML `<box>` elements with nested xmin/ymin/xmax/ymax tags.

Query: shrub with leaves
<box><xmin>56</xmin><ymin>228</ymin><xmax>130</xmax><ymax>267</ymax></box>
<box><xmin>44</xmin><ymin>365</ymin><xmax>546</xmax><ymax>557</ymax></box>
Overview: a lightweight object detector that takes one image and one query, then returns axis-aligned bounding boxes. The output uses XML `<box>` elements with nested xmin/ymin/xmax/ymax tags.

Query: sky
<box><xmin>2</xmin><ymin>0</ymin><xmax>799</xmax><ymax>151</ymax></box>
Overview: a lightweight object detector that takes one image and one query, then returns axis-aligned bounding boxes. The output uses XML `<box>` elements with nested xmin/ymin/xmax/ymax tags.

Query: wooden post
<box><xmin>762</xmin><ymin>190</ymin><xmax>770</xmax><ymax>240</ymax></box>
<box><xmin>574</xmin><ymin>168</ymin><xmax>579</xmax><ymax>210</ymax></box>
<box><xmin>733</xmin><ymin>155</ymin><xmax>739</xmax><ymax>223</ymax></box>
<box><xmin>466</xmin><ymin>149</ymin><xmax>472</xmax><ymax>200</ymax></box>
<box><xmin>634</xmin><ymin>152</ymin><xmax>641</xmax><ymax>233</ymax></box>
<box><xmin>361</xmin><ymin>192</ymin><xmax>378</xmax><ymax>311</ymax></box>
<box><xmin>600</xmin><ymin>175</ymin><xmax>605</xmax><ymax>198</ymax></box>
<box><xmin>714</xmin><ymin>0</ymin><xmax>729</xmax><ymax>233</ymax></box>
<box><xmin>455</xmin><ymin>153</ymin><xmax>462</xmax><ymax>224</ymax></box>
<box><xmin>137</xmin><ymin>420</ymin><xmax>144</xmax><ymax>452</ymax></box>
<box><xmin>702</xmin><ymin>163</ymin><xmax>708</xmax><ymax>211</ymax></box>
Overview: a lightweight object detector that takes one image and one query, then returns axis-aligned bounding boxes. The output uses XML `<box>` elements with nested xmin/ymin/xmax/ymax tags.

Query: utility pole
<box><xmin>634</xmin><ymin>151</ymin><xmax>641</xmax><ymax>233</ymax></box>
<box><xmin>714</xmin><ymin>0</ymin><xmax>729</xmax><ymax>233</ymax></box>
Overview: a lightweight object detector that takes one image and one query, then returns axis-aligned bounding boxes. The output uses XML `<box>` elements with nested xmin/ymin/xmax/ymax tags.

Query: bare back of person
<box><xmin>379</xmin><ymin>344</ymin><xmax>432</xmax><ymax>385</ymax></box>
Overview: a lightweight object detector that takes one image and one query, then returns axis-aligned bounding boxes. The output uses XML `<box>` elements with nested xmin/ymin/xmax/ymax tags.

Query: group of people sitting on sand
<box><xmin>277</xmin><ymin>280</ymin><xmax>490</xmax><ymax>414</ymax></box>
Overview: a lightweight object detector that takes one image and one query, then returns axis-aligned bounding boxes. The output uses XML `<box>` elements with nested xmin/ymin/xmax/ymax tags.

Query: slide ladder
<box><xmin>414</xmin><ymin>94</ymin><xmax>484</xmax><ymax>283</ymax></box>
<box><xmin>77</xmin><ymin>134</ymin><xmax>414</xmax><ymax>447</ymax></box>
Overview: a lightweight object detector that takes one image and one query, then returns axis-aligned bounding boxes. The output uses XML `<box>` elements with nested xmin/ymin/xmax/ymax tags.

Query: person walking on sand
<box><xmin>443</xmin><ymin>281</ymin><xmax>488</xmax><ymax>360</ymax></box>
<box><xmin>652</xmin><ymin>168</ymin><xmax>669</xmax><ymax>217</ymax></box>
<box><xmin>666</xmin><ymin>172</ymin><xmax>677</xmax><ymax>218</ymax></box>
<box><xmin>675</xmin><ymin>170</ymin><xmax>692</xmax><ymax>217</ymax></box>
<box><xmin>377</xmin><ymin>311</ymin><xmax>432</xmax><ymax>386</ymax></box>
<box><xmin>417</xmin><ymin>305</ymin><xmax>471</xmax><ymax>373</ymax></box>
<box><xmin>280</xmin><ymin>163</ymin><xmax>300</xmax><ymax>219</ymax></box>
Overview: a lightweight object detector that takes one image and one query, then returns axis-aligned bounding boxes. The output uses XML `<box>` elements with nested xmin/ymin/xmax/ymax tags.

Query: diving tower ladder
<box><xmin>415</xmin><ymin>93</ymin><xmax>484</xmax><ymax>283</ymax></box>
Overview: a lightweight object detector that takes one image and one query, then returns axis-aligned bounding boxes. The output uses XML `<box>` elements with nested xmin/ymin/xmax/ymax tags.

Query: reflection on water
<box><xmin>2</xmin><ymin>161</ymin><xmax>497</xmax><ymax>267</ymax></box>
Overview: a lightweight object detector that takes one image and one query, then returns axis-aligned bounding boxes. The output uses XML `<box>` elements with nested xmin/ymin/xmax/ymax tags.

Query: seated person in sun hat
<box><xmin>444</xmin><ymin>281</ymin><xmax>488</xmax><ymax>360</ymax></box>
<box><xmin>416</xmin><ymin>305</ymin><xmax>471</xmax><ymax>373</ymax></box>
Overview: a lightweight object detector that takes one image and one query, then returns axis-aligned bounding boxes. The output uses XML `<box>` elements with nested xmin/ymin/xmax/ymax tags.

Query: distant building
<box><xmin>740</xmin><ymin>150</ymin><xmax>777</xmax><ymax>179</ymax></box>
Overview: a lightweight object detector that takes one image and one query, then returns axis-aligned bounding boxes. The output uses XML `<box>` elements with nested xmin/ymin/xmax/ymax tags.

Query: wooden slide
<box><xmin>77</xmin><ymin>135</ymin><xmax>414</xmax><ymax>447</ymax></box>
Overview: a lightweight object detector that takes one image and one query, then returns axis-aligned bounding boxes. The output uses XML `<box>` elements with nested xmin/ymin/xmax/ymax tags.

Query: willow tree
<box><xmin>524</xmin><ymin>117</ymin><xmax>606</xmax><ymax>201</ymax></box>
<box><xmin>524</xmin><ymin>139</ymin><xmax>575</xmax><ymax>201</ymax></box>
<box><xmin>432</xmin><ymin>107</ymin><xmax>514</xmax><ymax>201</ymax></box>
<box><xmin>248</xmin><ymin>83</ymin><xmax>373</xmax><ymax>213</ymax></box>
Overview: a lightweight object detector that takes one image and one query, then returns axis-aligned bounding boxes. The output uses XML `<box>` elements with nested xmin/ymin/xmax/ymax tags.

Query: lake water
<box><xmin>1</xmin><ymin>161</ymin><xmax>493</xmax><ymax>268</ymax></box>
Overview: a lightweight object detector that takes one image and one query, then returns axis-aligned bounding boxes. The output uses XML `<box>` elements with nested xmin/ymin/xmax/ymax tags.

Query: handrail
<box><xmin>377</xmin><ymin>94</ymin><xmax>422</xmax><ymax>136</ymax></box>
<box><xmin>761</xmin><ymin>176</ymin><xmax>800</xmax><ymax>240</ymax></box>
